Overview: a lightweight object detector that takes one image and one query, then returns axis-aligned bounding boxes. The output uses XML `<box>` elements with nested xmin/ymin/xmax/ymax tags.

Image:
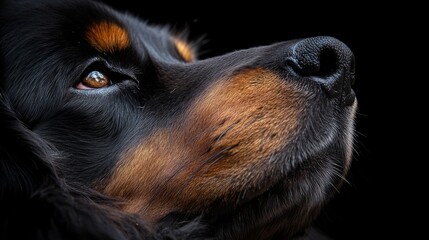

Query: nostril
<box><xmin>318</xmin><ymin>48</ymin><xmax>339</xmax><ymax>78</ymax></box>
<box><xmin>285</xmin><ymin>58</ymin><xmax>306</xmax><ymax>76</ymax></box>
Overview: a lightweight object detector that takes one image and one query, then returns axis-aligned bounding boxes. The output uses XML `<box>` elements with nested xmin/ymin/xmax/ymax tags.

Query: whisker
<box><xmin>147</xmin><ymin>143</ymin><xmax>238</xmax><ymax>205</ymax></box>
<box><xmin>335</xmin><ymin>171</ymin><xmax>351</xmax><ymax>186</ymax></box>
<box><xmin>353</xmin><ymin>139</ymin><xmax>369</xmax><ymax>155</ymax></box>
<box><xmin>329</xmin><ymin>181</ymin><xmax>341</xmax><ymax>193</ymax></box>
<box><xmin>353</xmin><ymin>129</ymin><xmax>367</xmax><ymax>138</ymax></box>
<box><xmin>184</xmin><ymin>144</ymin><xmax>239</xmax><ymax>184</ymax></box>
<box><xmin>356</xmin><ymin>112</ymin><xmax>368</xmax><ymax>117</ymax></box>
<box><xmin>148</xmin><ymin>118</ymin><xmax>256</xmax><ymax>205</ymax></box>
<box><xmin>148</xmin><ymin>145</ymin><xmax>238</xmax><ymax>205</ymax></box>
<box><xmin>330</xmin><ymin>162</ymin><xmax>351</xmax><ymax>186</ymax></box>
<box><xmin>215</xmin><ymin>123</ymin><xmax>237</xmax><ymax>144</ymax></box>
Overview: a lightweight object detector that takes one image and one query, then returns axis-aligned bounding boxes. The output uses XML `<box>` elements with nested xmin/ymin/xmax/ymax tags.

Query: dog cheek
<box><xmin>101</xmin><ymin>69</ymin><xmax>304</xmax><ymax>221</ymax></box>
<box><xmin>175</xmin><ymin>69</ymin><xmax>303</xmax><ymax>200</ymax></box>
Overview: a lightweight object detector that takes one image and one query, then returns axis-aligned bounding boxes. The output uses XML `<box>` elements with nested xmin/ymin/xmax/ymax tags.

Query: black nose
<box><xmin>286</xmin><ymin>36</ymin><xmax>355</xmax><ymax>106</ymax></box>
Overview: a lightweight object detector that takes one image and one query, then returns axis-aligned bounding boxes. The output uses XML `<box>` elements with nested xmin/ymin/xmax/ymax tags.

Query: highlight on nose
<box><xmin>286</xmin><ymin>36</ymin><xmax>355</xmax><ymax>106</ymax></box>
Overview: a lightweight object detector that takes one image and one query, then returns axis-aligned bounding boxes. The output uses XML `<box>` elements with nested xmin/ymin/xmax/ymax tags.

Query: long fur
<box><xmin>0</xmin><ymin>0</ymin><xmax>356</xmax><ymax>239</ymax></box>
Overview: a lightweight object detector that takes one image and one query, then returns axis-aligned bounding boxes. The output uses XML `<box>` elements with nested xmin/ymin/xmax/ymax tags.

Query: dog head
<box><xmin>0</xmin><ymin>0</ymin><xmax>356</xmax><ymax>238</ymax></box>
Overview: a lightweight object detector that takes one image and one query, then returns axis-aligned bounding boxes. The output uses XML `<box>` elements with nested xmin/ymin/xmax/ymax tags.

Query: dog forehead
<box><xmin>78</xmin><ymin>4</ymin><xmax>181</xmax><ymax>60</ymax></box>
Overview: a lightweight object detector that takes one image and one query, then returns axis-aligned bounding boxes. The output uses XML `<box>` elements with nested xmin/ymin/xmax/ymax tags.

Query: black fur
<box><xmin>0</xmin><ymin>0</ymin><xmax>356</xmax><ymax>239</ymax></box>
<box><xmin>0</xmin><ymin>1</ymin><xmax>203</xmax><ymax>239</ymax></box>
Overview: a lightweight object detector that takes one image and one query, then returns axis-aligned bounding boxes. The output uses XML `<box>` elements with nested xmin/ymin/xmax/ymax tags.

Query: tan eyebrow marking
<box><xmin>174</xmin><ymin>39</ymin><xmax>195</xmax><ymax>62</ymax></box>
<box><xmin>86</xmin><ymin>21</ymin><xmax>129</xmax><ymax>53</ymax></box>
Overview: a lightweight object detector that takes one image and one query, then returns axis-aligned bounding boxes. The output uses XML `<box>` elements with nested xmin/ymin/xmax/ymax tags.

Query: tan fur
<box><xmin>86</xmin><ymin>22</ymin><xmax>129</xmax><ymax>53</ymax></box>
<box><xmin>174</xmin><ymin>39</ymin><xmax>194</xmax><ymax>62</ymax></box>
<box><xmin>102</xmin><ymin>69</ymin><xmax>303</xmax><ymax>222</ymax></box>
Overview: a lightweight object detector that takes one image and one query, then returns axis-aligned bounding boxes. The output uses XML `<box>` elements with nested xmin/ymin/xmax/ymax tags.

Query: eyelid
<box><xmin>83</xmin><ymin>61</ymin><xmax>136</xmax><ymax>82</ymax></box>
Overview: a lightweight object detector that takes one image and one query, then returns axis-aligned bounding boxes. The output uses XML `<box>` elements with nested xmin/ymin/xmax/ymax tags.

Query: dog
<box><xmin>0</xmin><ymin>0</ymin><xmax>357</xmax><ymax>239</ymax></box>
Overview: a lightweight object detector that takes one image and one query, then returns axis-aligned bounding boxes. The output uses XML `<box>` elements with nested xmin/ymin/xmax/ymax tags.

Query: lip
<box><xmin>236</xmin><ymin>102</ymin><xmax>357</xmax><ymax>208</ymax></box>
<box><xmin>343</xmin><ymin>90</ymin><xmax>356</xmax><ymax>107</ymax></box>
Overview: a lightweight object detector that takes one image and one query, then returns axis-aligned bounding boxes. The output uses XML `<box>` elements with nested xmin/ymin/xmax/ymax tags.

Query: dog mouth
<box><xmin>246</xmin><ymin>98</ymin><xmax>356</xmax><ymax>199</ymax></box>
<box><xmin>199</xmin><ymin>101</ymin><xmax>357</xmax><ymax>236</ymax></box>
<box><xmin>240</xmin><ymin>136</ymin><xmax>352</xmax><ymax>208</ymax></box>
<box><xmin>160</xmin><ymin>120</ymin><xmax>355</xmax><ymax>238</ymax></box>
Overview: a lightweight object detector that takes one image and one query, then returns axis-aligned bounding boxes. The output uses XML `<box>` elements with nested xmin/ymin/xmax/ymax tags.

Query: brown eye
<box><xmin>79</xmin><ymin>71</ymin><xmax>110</xmax><ymax>89</ymax></box>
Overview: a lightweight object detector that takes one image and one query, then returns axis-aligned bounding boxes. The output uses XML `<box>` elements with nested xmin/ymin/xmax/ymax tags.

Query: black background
<box><xmin>102</xmin><ymin>1</ymin><xmax>417</xmax><ymax>238</ymax></box>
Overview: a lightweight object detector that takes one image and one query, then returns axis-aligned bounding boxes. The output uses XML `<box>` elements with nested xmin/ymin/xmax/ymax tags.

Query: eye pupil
<box><xmin>82</xmin><ymin>71</ymin><xmax>110</xmax><ymax>88</ymax></box>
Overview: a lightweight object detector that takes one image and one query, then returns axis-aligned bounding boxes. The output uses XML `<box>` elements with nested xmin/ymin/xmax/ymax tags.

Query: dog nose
<box><xmin>286</xmin><ymin>36</ymin><xmax>355</xmax><ymax>106</ymax></box>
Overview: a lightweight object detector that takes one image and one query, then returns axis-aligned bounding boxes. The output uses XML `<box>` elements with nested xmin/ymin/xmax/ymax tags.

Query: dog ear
<box><xmin>0</xmin><ymin>92</ymin><xmax>206</xmax><ymax>239</ymax></box>
<box><xmin>0</xmin><ymin>92</ymin><xmax>59</xmax><ymax>199</ymax></box>
<box><xmin>0</xmin><ymin>92</ymin><xmax>153</xmax><ymax>239</ymax></box>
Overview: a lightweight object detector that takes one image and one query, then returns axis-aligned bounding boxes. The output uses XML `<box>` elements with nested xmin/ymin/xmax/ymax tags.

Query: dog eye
<box><xmin>77</xmin><ymin>71</ymin><xmax>111</xmax><ymax>89</ymax></box>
